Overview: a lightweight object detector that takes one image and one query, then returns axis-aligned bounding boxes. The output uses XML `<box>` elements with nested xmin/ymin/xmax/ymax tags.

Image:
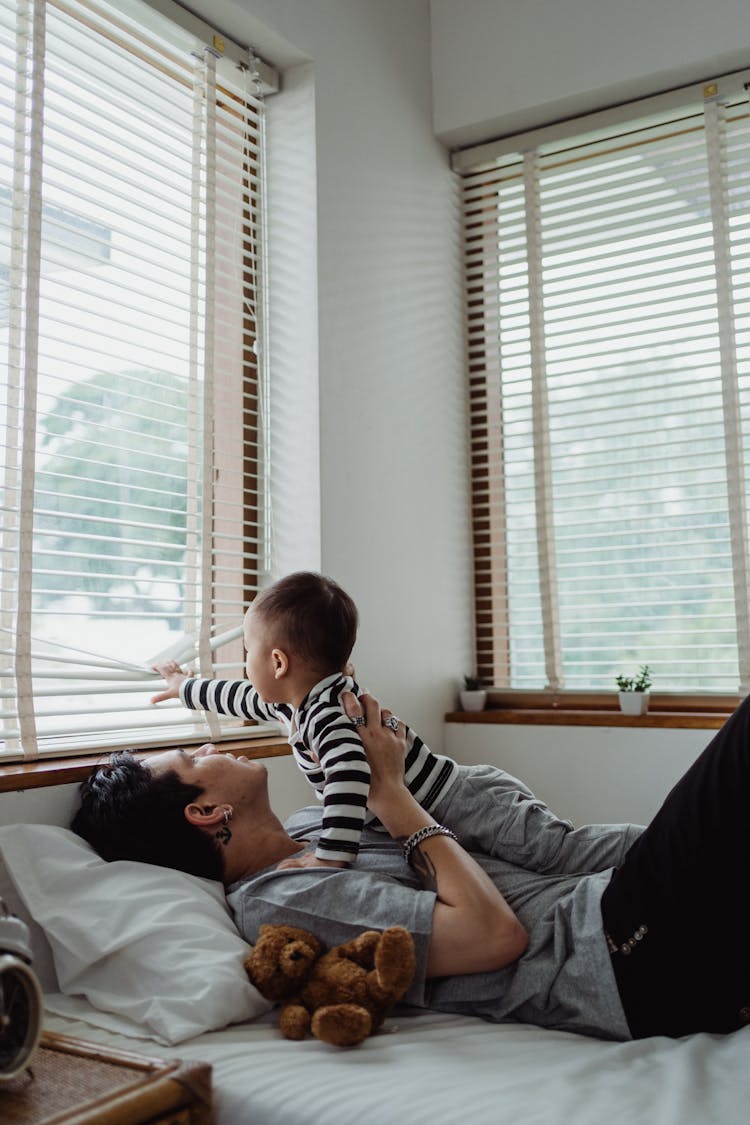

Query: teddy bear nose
<box><xmin>289</xmin><ymin>950</ymin><xmax>303</xmax><ymax>961</ymax></box>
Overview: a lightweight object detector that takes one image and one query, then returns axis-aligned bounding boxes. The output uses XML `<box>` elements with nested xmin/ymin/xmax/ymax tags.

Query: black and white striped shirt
<box><xmin>181</xmin><ymin>673</ymin><xmax>459</xmax><ymax>862</ymax></box>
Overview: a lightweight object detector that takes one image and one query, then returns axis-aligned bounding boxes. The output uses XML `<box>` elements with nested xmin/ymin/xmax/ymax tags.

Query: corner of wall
<box><xmin>265</xmin><ymin>62</ymin><xmax>321</xmax><ymax>578</ymax></box>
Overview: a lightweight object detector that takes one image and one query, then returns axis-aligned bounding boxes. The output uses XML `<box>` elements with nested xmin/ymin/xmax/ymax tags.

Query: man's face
<box><xmin>148</xmin><ymin>743</ymin><xmax>268</xmax><ymax>808</ymax></box>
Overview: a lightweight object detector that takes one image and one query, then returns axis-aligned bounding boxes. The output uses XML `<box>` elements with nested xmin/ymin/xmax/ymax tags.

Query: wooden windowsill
<box><xmin>0</xmin><ymin>734</ymin><xmax>291</xmax><ymax>793</ymax></box>
<box><xmin>446</xmin><ymin>688</ymin><xmax>738</xmax><ymax>731</ymax></box>
<box><xmin>445</xmin><ymin>708</ymin><xmax>730</xmax><ymax>730</ymax></box>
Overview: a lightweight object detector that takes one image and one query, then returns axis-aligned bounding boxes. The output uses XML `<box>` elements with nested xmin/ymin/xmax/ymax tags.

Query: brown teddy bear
<box><xmin>244</xmin><ymin>923</ymin><xmax>416</xmax><ymax>1047</ymax></box>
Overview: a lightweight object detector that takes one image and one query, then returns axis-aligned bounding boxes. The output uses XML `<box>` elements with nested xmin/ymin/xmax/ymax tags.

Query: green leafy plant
<box><xmin>615</xmin><ymin>664</ymin><xmax>653</xmax><ymax>693</ymax></box>
<box><xmin>463</xmin><ymin>674</ymin><xmax>486</xmax><ymax>691</ymax></box>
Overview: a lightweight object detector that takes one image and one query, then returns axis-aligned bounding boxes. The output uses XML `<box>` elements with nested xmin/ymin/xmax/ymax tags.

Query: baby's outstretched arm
<box><xmin>150</xmin><ymin>660</ymin><xmax>193</xmax><ymax>704</ymax></box>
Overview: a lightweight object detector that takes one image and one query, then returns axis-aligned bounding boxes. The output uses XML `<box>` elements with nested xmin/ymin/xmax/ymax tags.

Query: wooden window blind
<box><xmin>0</xmin><ymin>0</ymin><xmax>279</xmax><ymax>759</ymax></box>
<box><xmin>458</xmin><ymin>70</ymin><xmax>750</xmax><ymax>694</ymax></box>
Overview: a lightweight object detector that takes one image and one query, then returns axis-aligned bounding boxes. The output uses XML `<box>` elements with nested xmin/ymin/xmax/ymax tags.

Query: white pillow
<box><xmin>0</xmin><ymin>824</ymin><xmax>271</xmax><ymax>1045</ymax></box>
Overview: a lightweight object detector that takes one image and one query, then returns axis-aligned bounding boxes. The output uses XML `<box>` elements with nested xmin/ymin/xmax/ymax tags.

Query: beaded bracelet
<box><xmin>402</xmin><ymin>824</ymin><xmax>458</xmax><ymax>865</ymax></box>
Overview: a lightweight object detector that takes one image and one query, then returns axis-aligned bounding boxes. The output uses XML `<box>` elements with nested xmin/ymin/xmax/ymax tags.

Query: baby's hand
<box><xmin>150</xmin><ymin>660</ymin><xmax>193</xmax><ymax>704</ymax></box>
<box><xmin>276</xmin><ymin>853</ymin><xmax>349</xmax><ymax>871</ymax></box>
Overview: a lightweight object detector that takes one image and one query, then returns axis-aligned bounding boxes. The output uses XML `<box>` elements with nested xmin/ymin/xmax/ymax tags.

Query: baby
<box><xmin>152</xmin><ymin>571</ymin><xmax>460</xmax><ymax>868</ymax></box>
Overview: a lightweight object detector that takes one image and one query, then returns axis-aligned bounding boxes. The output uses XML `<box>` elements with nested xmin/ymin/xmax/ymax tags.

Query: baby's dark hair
<box><xmin>253</xmin><ymin>571</ymin><xmax>358</xmax><ymax>674</ymax></box>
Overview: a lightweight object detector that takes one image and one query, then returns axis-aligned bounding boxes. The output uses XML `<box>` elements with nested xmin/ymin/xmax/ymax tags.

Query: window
<box><xmin>457</xmin><ymin>70</ymin><xmax>750</xmax><ymax>696</ymax></box>
<box><xmin>0</xmin><ymin>0</ymin><xmax>279</xmax><ymax>759</ymax></box>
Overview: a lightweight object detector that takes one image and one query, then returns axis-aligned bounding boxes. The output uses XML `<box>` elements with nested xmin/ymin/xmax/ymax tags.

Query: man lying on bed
<box><xmin>72</xmin><ymin>691</ymin><xmax>750</xmax><ymax>1043</ymax></box>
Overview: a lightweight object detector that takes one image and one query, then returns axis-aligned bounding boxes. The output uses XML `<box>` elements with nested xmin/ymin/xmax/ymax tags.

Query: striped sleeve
<box><xmin>304</xmin><ymin>702</ymin><xmax>371</xmax><ymax>863</ymax></box>
<box><xmin>180</xmin><ymin>678</ymin><xmax>281</xmax><ymax>723</ymax></box>
<box><xmin>403</xmin><ymin>731</ymin><xmax>460</xmax><ymax>811</ymax></box>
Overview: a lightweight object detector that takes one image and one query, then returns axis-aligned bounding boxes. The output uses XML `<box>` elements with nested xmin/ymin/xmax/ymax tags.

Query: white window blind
<box><xmin>0</xmin><ymin>0</ymin><xmax>279</xmax><ymax>759</ymax></box>
<box><xmin>459</xmin><ymin>72</ymin><xmax>750</xmax><ymax>694</ymax></box>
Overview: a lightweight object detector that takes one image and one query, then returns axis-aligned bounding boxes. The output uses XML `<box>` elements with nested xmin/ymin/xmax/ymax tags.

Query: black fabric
<box><xmin>601</xmin><ymin>696</ymin><xmax>750</xmax><ymax>1037</ymax></box>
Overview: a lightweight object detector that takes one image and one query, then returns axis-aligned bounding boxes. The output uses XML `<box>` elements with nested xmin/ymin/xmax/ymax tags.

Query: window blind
<box><xmin>0</xmin><ymin>0</ymin><xmax>279</xmax><ymax>758</ymax></box>
<box><xmin>459</xmin><ymin>72</ymin><xmax>750</xmax><ymax>693</ymax></box>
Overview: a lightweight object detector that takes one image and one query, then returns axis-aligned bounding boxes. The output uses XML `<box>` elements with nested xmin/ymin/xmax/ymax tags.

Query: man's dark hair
<box><xmin>71</xmin><ymin>751</ymin><xmax>224</xmax><ymax>881</ymax></box>
<box><xmin>253</xmin><ymin>571</ymin><xmax>358</xmax><ymax>674</ymax></box>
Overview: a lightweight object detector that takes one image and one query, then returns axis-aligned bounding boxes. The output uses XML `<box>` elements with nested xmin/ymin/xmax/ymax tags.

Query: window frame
<box><xmin>0</xmin><ymin>0</ymin><xmax>280</xmax><ymax>763</ymax></box>
<box><xmin>455</xmin><ymin>67</ymin><xmax>750</xmax><ymax>710</ymax></box>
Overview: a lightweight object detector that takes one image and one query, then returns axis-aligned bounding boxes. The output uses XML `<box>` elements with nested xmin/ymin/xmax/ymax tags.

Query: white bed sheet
<box><xmin>43</xmin><ymin>1005</ymin><xmax>750</xmax><ymax>1125</ymax></box>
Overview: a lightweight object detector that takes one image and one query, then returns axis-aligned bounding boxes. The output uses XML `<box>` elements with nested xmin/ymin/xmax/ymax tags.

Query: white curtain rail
<box><xmin>452</xmin><ymin>67</ymin><xmax>750</xmax><ymax>174</ymax></box>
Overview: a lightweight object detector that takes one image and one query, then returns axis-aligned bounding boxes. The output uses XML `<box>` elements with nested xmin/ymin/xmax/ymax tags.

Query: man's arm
<box><xmin>346</xmin><ymin>694</ymin><xmax>528</xmax><ymax>978</ymax></box>
<box><xmin>378</xmin><ymin>790</ymin><xmax>527</xmax><ymax>977</ymax></box>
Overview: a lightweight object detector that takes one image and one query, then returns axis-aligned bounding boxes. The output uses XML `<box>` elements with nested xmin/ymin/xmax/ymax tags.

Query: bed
<box><xmin>2</xmin><ymin>820</ymin><xmax>749</xmax><ymax>1124</ymax></box>
<box><xmin>41</xmin><ymin>1008</ymin><xmax>750</xmax><ymax>1125</ymax></box>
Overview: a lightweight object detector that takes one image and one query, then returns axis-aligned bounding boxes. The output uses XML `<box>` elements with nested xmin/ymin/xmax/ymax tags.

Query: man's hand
<box><xmin>276</xmin><ymin>853</ymin><xmax>349</xmax><ymax>871</ymax></box>
<box><xmin>341</xmin><ymin>691</ymin><xmax>528</xmax><ymax>978</ymax></box>
<box><xmin>340</xmin><ymin>691</ymin><xmax>407</xmax><ymax>823</ymax></box>
<box><xmin>150</xmin><ymin>660</ymin><xmax>192</xmax><ymax>704</ymax></box>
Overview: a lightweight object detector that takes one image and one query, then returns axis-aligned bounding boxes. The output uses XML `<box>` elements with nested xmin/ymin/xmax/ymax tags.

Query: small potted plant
<box><xmin>615</xmin><ymin>664</ymin><xmax>653</xmax><ymax>716</ymax></box>
<box><xmin>459</xmin><ymin>675</ymin><xmax>487</xmax><ymax>712</ymax></box>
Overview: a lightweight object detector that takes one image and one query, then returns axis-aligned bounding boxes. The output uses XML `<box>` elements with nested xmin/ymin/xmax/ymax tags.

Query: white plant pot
<box><xmin>618</xmin><ymin>691</ymin><xmax>650</xmax><ymax>716</ymax></box>
<box><xmin>460</xmin><ymin>689</ymin><xmax>487</xmax><ymax>712</ymax></box>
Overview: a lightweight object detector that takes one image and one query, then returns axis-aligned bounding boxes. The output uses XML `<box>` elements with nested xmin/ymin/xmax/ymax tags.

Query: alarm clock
<box><xmin>0</xmin><ymin>899</ymin><xmax>43</xmax><ymax>1082</ymax></box>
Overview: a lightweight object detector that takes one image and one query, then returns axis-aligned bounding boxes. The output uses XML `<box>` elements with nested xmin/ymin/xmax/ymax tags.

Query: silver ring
<box><xmin>351</xmin><ymin>715</ymin><xmax>366</xmax><ymax>727</ymax></box>
<box><xmin>383</xmin><ymin>715</ymin><xmax>399</xmax><ymax>731</ymax></box>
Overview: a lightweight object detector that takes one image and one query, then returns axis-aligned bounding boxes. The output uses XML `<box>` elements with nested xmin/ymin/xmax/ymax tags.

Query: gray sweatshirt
<box><xmin>228</xmin><ymin>765</ymin><xmax>642</xmax><ymax>1041</ymax></box>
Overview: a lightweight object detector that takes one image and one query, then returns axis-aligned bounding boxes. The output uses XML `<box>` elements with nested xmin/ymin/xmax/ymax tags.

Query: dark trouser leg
<box><xmin>600</xmin><ymin>696</ymin><xmax>750</xmax><ymax>1037</ymax></box>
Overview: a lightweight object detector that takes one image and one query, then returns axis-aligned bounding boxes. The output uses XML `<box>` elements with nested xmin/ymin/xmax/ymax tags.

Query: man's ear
<box><xmin>184</xmin><ymin>803</ymin><xmax>231</xmax><ymax>828</ymax></box>
<box><xmin>271</xmin><ymin>647</ymin><xmax>289</xmax><ymax>680</ymax></box>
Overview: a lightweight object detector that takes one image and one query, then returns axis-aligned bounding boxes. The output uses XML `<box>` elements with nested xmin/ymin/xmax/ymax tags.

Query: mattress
<box><xmin>43</xmin><ymin>1005</ymin><xmax>750</xmax><ymax>1125</ymax></box>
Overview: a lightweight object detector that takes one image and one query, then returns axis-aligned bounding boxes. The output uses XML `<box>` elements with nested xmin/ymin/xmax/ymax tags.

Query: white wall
<box><xmin>431</xmin><ymin>0</ymin><xmax>750</xmax><ymax>147</ymax></box>
<box><xmin>187</xmin><ymin>0</ymin><xmax>472</xmax><ymax>754</ymax></box>
<box><xmin>445</xmin><ymin>721</ymin><xmax>712</xmax><ymax>827</ymax></box>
